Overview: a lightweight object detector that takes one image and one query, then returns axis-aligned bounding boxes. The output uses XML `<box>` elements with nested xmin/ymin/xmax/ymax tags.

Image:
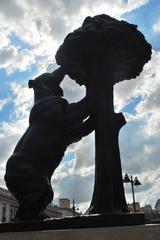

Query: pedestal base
<box><xmin>0</xmin><ymin>213</ymin><xmax>144</xmax><ymax>233</ymax></box>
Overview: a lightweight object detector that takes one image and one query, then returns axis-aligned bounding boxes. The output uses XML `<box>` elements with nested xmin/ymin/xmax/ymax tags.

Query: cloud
<box><xmin>120</xmin><ymin>119</ymin><xmax>160</xmax><ymax>174</ymax></box>
<box><xmin>73</xmin><ymin>134</ymin><xmax>95</xmax><ymax>173</ymax></box>
<box><xmin>0</xmin><ymin>28</ymin><xmax>10</xmax><ymax>48</ymax></box>
<box><xmin>114</xmin><ymin>49</ymin><xmax>160</xmax><ymax>209</ymax></box>
<box><xmin>114</xmin><ymin>50</ymin><xmax>159</xmax><ymax>112</ymax></box>
<box><xmin>0</xmin><ymin>0</ymin><xmax>24</xmax><ymax>20</ymax></box>
<box><xmin>10</xmin><ymin>81</ymin><xmax>33</xmax><ymax>119</ymax></box>
<box><xmin>0</xmin><ymin>97</ymin><xmax>10</xmax><ymax>111</ymax></box>
<box><xmin>0</xmin><ymin>45</ymin><xmax>35</xmax><ymax>74</ymax></box>
<box><xmin>51</xmin><ymin>135</ymin><xmax>95</xmax><ymax>207</ymax></box>
<box><xmin>61</xmin><ymin>75</ymin><xmax>86</xmax><ymax>103</ymax></box>
<box><xmin>0</xmin><ymin>119</ymin><xmax>28</xmax><ymax>164</ymax></box>
<box><xmin>153</xmin><ymin>19</ymin><xmax>160</xmax><ymax>32</ymax></box>
<box><xmin>0</xmin><ymin>81</ymin><xmax>32</xmax><ymax>165</ymax></box>
<box><xmin>124</xmin><ymin>168</ymin><xmax>160</xmax><ymax>208</ymax></box>
<box><xmin>118</xmin><ymin>50</ymin><xmax>160</xmax><ymax>164</ymax></box>
<box><xmin>0</xmin><ymin>0</ymin><xmax>149</xmax><ymax>74</ymax></box>
<box><xmin>49</xmin><ymin>16</ymin><xmax>71</xmax><ymax>41</ymax></box>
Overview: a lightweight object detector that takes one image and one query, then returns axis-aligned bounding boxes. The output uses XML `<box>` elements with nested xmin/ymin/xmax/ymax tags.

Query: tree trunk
<box><xmin>87</xmin><ymin>61</ymin><xmax>128</xmax><ymax>214</ymax></box>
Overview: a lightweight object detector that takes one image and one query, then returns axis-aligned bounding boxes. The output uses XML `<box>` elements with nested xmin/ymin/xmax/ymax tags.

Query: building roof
<box><xmin>155</xmin><ymin>199</ymin><xmax>160</xmax><ymax>208</ymax></box>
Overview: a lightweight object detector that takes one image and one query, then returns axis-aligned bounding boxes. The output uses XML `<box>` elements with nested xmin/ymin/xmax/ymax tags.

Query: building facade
<box><xmin>0</xmin><ymin>187</ymin><xmax>75</xmax><ymax>223</ymax></box>
<box><xmin>59</xmin><ymin>198</ymin><xmax>70</xmax><ymax>209</ymax></box>
<box><xmin>127</xmin><ymin>202</ymin><xmax>141</xmax><ymax>212</ymax></box>
<box><xmin>155</xmin><ymin>199</ymin><xmax>160</xmax><ymax>213</ymax></box>
<box><xmin>0</xmin><ymin>187</ymin><xmax>18</xmax><ymax>222</ymax></box>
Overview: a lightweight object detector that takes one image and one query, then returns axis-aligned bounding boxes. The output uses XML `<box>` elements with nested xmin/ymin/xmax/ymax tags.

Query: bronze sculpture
<box><xmin>5</xmin><ymin>67</ymin><xmax>94</xmax><ymax>221</ymax></box>
<box><xmin>5</xmin><ymin>14</ymin><xmax>151</xmax><ymax>221</ymax></box>
<box><xmin>56</xmin><ymin>14</ymin><xmax>151</xmax><ymax>214</ymax></box>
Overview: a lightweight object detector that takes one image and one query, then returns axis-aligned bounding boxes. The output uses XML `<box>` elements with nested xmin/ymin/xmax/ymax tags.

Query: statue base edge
<box><xmin>0</xmin><ymin>213</ymin><xmax>145</xmax><ymax>233</ymax></box>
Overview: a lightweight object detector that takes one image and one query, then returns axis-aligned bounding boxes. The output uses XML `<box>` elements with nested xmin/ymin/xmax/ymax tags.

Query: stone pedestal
<box><xmin>0</xmin><ymin>213</ymin><xmax>145</xmax><ymax>232</ymax></box>
<box><xmin>0</xmin><ymin>224</ymin><xmax>160</xmax><ymax>240</ymax></box>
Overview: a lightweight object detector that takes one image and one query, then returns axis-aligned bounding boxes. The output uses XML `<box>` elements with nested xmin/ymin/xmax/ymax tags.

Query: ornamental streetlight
<box><xmin>123</xmin><ymin>174</ymin><xmax>141</xmax><ymax>212</ymax></box>
<box><xmin>72</xmin><ymin>198</ymin><xmax>76</xmax><ymax>216</ymax></box>
<box><xmin>72</xmin><ymin>198</ymin><xmax>80</xmax><ymax>216</ymax></box>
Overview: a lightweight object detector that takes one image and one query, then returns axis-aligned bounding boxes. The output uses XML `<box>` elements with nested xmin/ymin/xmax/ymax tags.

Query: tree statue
<box><xmin>55</xmin><ymin>14</ymin><xmax>152</xmax><ymax>214</ymax></box>
<box><xmin>5</xmin><ymin>14</ymin><xmax>151</xmax><ymax>222</ymax></box>
<box><xmin>5</xmin><ymin>67</ymin><xmax>94</xmax><ymax>221</ymax></box>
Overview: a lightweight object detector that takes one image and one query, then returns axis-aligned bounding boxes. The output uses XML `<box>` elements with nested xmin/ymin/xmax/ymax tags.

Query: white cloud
<box><xmin>0</xmin><ymin>0</ymin><xmax>149</xmax><ymax>74</ymax></box>
<box><xmin>118</xmin><ymin>50</ymin><xmax>160</xmax><ymax>170</ymax></box>
<box><xmin>0</xmin><ymin>28</ymin><xmax>10</xmax><ymax>48</ymax></box>
<box><xmin>0</xmin><ymin>98</ymin><xmax>10</xmax><ymax>111</ymax></box>
<box><xmin>61</xmin><ymin>76</ymin><xmax>86</xmax><ymax>103</ymax></box>
<box><xmin>114</xmin><ymin>50</ymin><xmax>160</xmax><ymax>112</ymax></box>
<box><xmin>153</xmin><ymin>19</ymin><xmax>160</xmax><ymax>32</ymax></box>
<box><xmin>0</xmin><ymin>119</ymin><xmax>28</xmax><ymax>163</ymax></box>
<box><xmin>0</xmin><ymin>81</ymin><xmax>32</xmax><ymax>165</ymax></box>
<box><xmin>0</xmin><ymin>81</ymin><xmax>33</xmax><ymax>189</ymax></box>
<box><xmin>51</xmin><ymin>133</ymin><xmax>95</xmax><ymax>211</ymax></box>
<box><xmin>112</xmin><ymin>50</ymin><xmax>160</xmax><ymax>208</ymax></box>
<box><xmin>0</xmin><ymin>0</ymin><xmax>24</xmax><ymax>19</ymax></box>
<box><xmin>73</xmin><ymin>134</ymin><xmax>95</xmax><ymax>174</ymax></box>
<box><xmin>134</xmin><ymin>51</ymin><xmax>160</xmax><ymax>138</ymax></box>
<box><xmin>0</xmin><ymin>45</ymin><xmax>35</xmax><ymax>74</ymax></box>
<box><xmin>10</xmin><ymin>81</ymin><xmax>33</xmax><ymax>119</ymax></box>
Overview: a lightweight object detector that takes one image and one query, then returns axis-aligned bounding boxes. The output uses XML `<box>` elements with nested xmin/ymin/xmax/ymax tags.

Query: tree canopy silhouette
<box><xmin>56</xmin><ymin>14</ymin><xmax>151</xmax><ymax>85</ymax></box>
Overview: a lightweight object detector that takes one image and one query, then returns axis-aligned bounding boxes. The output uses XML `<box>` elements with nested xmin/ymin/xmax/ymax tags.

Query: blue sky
<box><xmin>0</xmin><ymin>0</ymin><xmax>160</xmax><ymax>212</ymax></box>
<box><xmin>122</xmin><ymin>0</ymin><xmax>160</xmax><ymax>50</ymax></box>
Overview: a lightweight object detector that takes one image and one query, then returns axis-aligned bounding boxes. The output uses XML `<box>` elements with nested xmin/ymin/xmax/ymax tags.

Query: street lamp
<box><xmin>72</xmin><ymin>198</ymin><xmax>76</xmax><ymax>216</ymax></box>
<box><xmin>72</xmin><ymin>198</ymin><xmax>80</xmax><ymax>216</ymax></box>
<box><xmin>123</xmin><ymin>174</ymin><xmax>141</xmax><ymax>212</ymax></box>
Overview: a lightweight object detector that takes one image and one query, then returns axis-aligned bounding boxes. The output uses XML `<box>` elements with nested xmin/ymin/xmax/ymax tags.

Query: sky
<box><xmin>0</xmin><ymin>0</ymin><xmax>160</xmax><ymax>212</ymax></box>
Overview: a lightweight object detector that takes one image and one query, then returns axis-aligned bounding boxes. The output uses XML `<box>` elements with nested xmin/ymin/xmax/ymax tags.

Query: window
<box><xmin>2</xmin><ymin>206</ymin><xmax>6</xmax><ymax>222</ymax></box>
<box><xmin>10</xmin><ymin>208</ymin><xmax>13</xmax><ymax>221</ymax></box>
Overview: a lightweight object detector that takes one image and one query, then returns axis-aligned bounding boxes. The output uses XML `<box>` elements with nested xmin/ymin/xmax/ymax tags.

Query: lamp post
<box><xmin>72</xmin><ymin>198</ymin><xmax>80</xmax><ymax>216</ymax></box>
<box><xmin>123</xmin><ymin>174</ymin><xmax>141</xmax><ymax>212</ymax></box>
<box><xmin>72</xmin><ymin>198</ymin><xmax>76</xmax><ymax>216</ymax></box>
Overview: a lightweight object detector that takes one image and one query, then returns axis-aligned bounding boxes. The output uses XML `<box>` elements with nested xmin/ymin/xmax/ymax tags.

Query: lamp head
<box><xmin>134</xmin><ymin>177</ymin><xmax>141</xmax><ymax>186</ymax></box>
<box><xmin>123</xmin><ymin>173</ymin><xmax>131</xmax><ymax>183</ymax></box>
